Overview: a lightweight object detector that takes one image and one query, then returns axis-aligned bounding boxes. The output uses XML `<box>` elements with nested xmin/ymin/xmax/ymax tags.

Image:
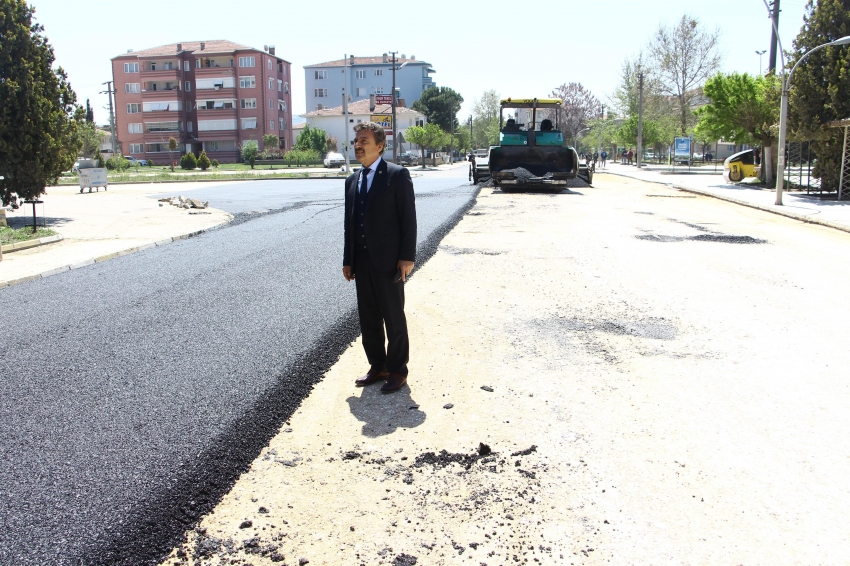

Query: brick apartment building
<box><xmin>111</xmin><ymin>40</ymin><xmax>292</xmax><ymax>163</ymax></box>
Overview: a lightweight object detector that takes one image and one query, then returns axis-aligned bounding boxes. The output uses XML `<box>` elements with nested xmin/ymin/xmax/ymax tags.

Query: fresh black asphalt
<box><xmin>0</xmin><ymin>175</ymin><xmax>478</xmax><ymax>565</ymax></box>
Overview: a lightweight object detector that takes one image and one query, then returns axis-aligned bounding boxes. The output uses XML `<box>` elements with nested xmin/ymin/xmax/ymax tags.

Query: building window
<box><xmin>187</xmin><ymin>122</ymin><xmax>193</xmax><ymax>132</ymax></box>
<box><xmin>375</xmin><ymin>87</ymin><xmax>384</xmax><ymax>94</ymax></box>
<box><xmin>269</xmin><ymin>99</ymin><xmax>273</xmax><ymax>110</ymax></box>
<box><xmin>374</xmin><ymin>69</ymin><xmax>383</xmax><ymax>76</ymax></box>
<box><xmin>356</xmin><ymin>70</ymin><xmax>365</xmax><ymax>79</ymax></box>
<box><xmin>125</xmin><ymin>83</ymin><xmax>140</xmax><ymax>94</ymax></box>
<box><xmin>129</xmin><ymin>143</ymin><xmax>143</xmax><ymax>154</ymax></box>
<box><xmin>315</xmin><ymin>70</ymin><xmax>327</xmax><ymax>80</ymax></box>
<box><xmin>143</xmin><ymin>101</ymin><xmax>180</xmax><ymax>112</ymax></box>
<box><xmin>269</xmin><ymin>120</ymin><xmax>275</xmax><ymax>130</ymax></box>
<box><xmin>314</xmin><ymin>88</ymin><xmax>328</xmax><ymax>98</ymax></box>
<box><xmin>241</xmin><ymin>117</ymin><xmax>257</xmax><ymax>130</ymax></box>
<box><xmin>279</xmin><ymin>117</ymin><xmax>285</xmax><ymax>130</ymax></box>
<box><xmin>198</xmin><ymin>119</ymin><xmax>237</xmax><ymax>131</ymax></box>
<box><xmin>278</xmin><ymin>100</ymin><xmax>287</xmax><ymax>111</ymax></box>
<box><xmin>267</xmin><ymin>59</ymin><xmax>272</xmax><ymax>69</ymax></box>
<box><xmin>207</xmin><ymin>141</ymin><xmax>219</xmax><ymax>151</ymax></box>
<box><xmin>185</xmin><ymin>81</ymin><xmax>191</xmax><ymax>92</ymax></box>
<box><xmin>356</xmin><ymin>87</ymin><xmax>365</xmax><ymax>96</ymax></box>
<box><xmin>269</xmin><ymin>78</ymin><xmax>274</xmax><ymax>90</ymax></box>
<box><xmin>145</xmin><ymin>121</ymin><xmax>180</xmax><ymax>132</ymax></box>
<box><xmin>240</xmin><ymin>98</ymin><xmax>256</xmax><ymax>109</ymax></box>
<box><xmin>128</xmin><ymin>123</ymin><xmax>143</xmax><ymax>134</ymax></box>
<box><xmin>124</xmin><ymin>62</ymin><xmax>139</xmax><ymax>73</ymax></box>
<box><xmin>278</xmin><ymin>80</ymin><xmax>282</xmax><ymax>92</ymax></box>
<box><xmin>127</xmin><ymin>103</ymin><xmax>141</xmax><ymax>114</ymax></box>
<box><xmin>195</xmin><ymin>59</ymin><xmax>201</xmax><ymax>68</ymax></box>
<box><xmin>184</xmin><ymin>61</ymin><xmax>190</xmax><ymax>72</ymax></box>
<box><xmin>164</xmin><ymin>62</ymin><xmax>173</xmax><ymax>70</ymax></box>
<box><xmin>238</xmin><ymin>56</ymin><xmax>255</xmax><ymax>67</ymax></box>
<box><xmin>284</xmin><ymin>82</ymin><xmax>289</xmax><ymax>93</ymax></box>
<box><xmin>239</xmin><ymin>76</ymin><xmax>256</xmax><ymax>88</ymax></box>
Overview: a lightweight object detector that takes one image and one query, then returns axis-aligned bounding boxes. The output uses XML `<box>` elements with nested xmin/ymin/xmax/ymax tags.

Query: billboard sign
<box><xmin>375</xmin><ymin>95</ymin><xmax>393</xmax><ymax>105</ymax></box>
<box><xmin>674</xmin><ymin>137</ymin><xmax>691</xmax><ymax>157</ymax></box>
<box><xmin>370</xmin><ymin>114</ymin><xmax>393</xmax><ymax>129</ymax></box>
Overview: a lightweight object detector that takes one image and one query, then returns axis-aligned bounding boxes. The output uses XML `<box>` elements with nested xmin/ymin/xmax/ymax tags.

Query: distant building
<box><xmin>111</xmin><ymin>40</ymin><xmax>293</xmax><ymax>163</ymax></box>
<box><xmin>300</xmin><ymin>99</ymin><xmax>426</xmax><ymax>160</ymax></box>
<box><xmin>303</xmin><ymin>54</ymin><xmax>435</xmax><ymax>114</ymax></box>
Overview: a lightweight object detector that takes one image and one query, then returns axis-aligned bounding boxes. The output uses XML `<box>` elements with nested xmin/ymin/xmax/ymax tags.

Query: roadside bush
<box><xmin>241</xmin><ymin>140</ymin><xmax>258</xmax><ymax>169</ymax></box>
<box><xmin>180</xmin><ymin>152</ymin><xmax>198</xmax><ymax>170</ymax></box>
<box><xmin>147</xmin><ymin>159</ymin><xmax>155</xmax><ymax>167</ymax></box>
<box><xmin>95</xmin><ymin>153</ymin><xmax>106</xmax><ymax>167</ymax></box>
<box><xmin>105</xmin><ymin>156</ymin><xmax>130</xmax><ymax>171</ymax></box>
<box><xmin>197</xmin><ymin>151</ymin><xmax>211</xmax><ymax>171</ymax></box>
<box><xmin>284</xmin><ymin>148</ymin><xmax>321</xmax><ymax>168</ymax></box>
<box><xmin>211</xmin><ymin>159</ymin><xmax>220</xmax><ymax>169</ymax></box>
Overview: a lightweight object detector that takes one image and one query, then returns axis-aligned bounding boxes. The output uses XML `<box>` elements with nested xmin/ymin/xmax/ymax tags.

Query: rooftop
<box><xmin>303</xmin><ymin>99</ymin><xmax>423</xmax><ymax>117</ymax></box>
<box><xmin>113</xmin><ymin>40</ymin><xmax>290</xmax><ymax>62</ymax></box>
<box><xmin>305</xmin><ymin>55</ymin><xmax>429</xmax><ymax>68</ymax></box>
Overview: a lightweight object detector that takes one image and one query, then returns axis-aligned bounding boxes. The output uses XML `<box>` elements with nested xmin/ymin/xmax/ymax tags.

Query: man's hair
<box><xmin>353</xmin><ymin>122</ymin><xmax>386</xmax><ymax>153</ymax></box>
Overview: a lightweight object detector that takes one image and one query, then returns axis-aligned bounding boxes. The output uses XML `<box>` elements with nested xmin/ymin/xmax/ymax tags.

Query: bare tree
<box><xmin>549</xmin><ymin>83</ymin><xmax>600</xmax><ymax>143</ymax></box>
<box><xmin>648</xmin><ymin>15</ymin><xmax>721</xmax><ymax>135</ymax></box>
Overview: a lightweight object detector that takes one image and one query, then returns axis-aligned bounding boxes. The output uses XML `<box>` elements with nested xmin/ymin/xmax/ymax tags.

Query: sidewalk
<box><xmin>599</xmin><ymin>161</ymin><xmax>850</xmax><ymax>233</ymax></box>
<box><xmin>0</xmin><ymin>182</ymin><xmax>232</xmax><ymax>287</ymax></box>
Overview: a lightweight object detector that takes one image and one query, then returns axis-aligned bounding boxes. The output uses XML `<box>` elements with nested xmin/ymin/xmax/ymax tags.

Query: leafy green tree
<box><xmin>241</xmin><ymin>140</ymin><xmax>258</xmax><ymax>168</ymax></box>
<box><xmin>295</xmin><ymin>124</ymin><xmax>328</xmax><ymax>154</ymax></box>
<box><xmin>788</xmin><ymin>0</ymin><xmax>850</xmax><ymax>191</ymax></box>
<box><xmin>471</xmin><ymin>89</ymin><xmax>500</xmax><ymax>148</ymax></box>
<box><xmin>180</xmin><ymin>152</ymin><xmax>197</xmax><ymax>170</ymax></box>
<box><xmin>262</xmin><ymin>133</ymin><xmax>278</xmax><ymax>153</ymax></box>
<box><xmin>74</xmin><ymin>121</ymin><xmax>101</xmax><ymax>159</ymax></box>
<box><xmin>0</xmin><ymin>0</ymin><xmax>82</xmax><ymax>205</ymax></box>
<box><xmin>197</xmin><ymin>150</ymin><xmax>211</xmax><ymax>170</ymax></box>
<box><xmin>405</xmin><ymin>123</ymin><xmax>449</xmax><ymax>167</ymax></box>
<box><xmin>167</xmin><ymin>137</ymin><xmax>178</xmax><ymax>171</ymax></box>
<box><xmin>412</xmin><ymin>86</ymin><xmax>463</xmax><ymax>132</ymax></box>
<box><xmin>696</xmin><ymin>72</ymin><xmax>780</xmax><ymax>181</ymax></box>
<box><xmin>616</xmin><ymin>115</ymin><xmax>663</xmax><ymax>149</ymax></box>
<box><xmin>85</xmin><ymin>98</ymin><xmax>94</xmax><ymax>123</ymax></box>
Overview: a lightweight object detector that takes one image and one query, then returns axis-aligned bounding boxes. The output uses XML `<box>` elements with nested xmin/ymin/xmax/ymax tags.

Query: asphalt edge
<box><xmin>0</xmin><ymin>218</ymin><xmax>233</xmax><ymax>290</ymax></box>
<box><xmin>599</xmin><ymin>170</ymin><xmax>850</xmax><ymax>236</ymax></box>
<box><xmin>80</xmin><ymin>184</ymin><xmax>483</xmax><ymax>566</ymax></box>
<box><xmin>0</xmin><ymin>233</ymin><xmax>63</xmax><ymax>254</ymax></box>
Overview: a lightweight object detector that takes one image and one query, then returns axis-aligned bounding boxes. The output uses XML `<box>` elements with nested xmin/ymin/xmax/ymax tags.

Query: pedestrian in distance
<box><xmin>343</xmin><ymin>122</ymin><xmax>417</xmax><ymax>394</ymax></box>
<box><xmin>627</xmin><ymin>148</ymin><xmax>634</xmax><ymax>165</ymax></box>
<box><xmin>600</xmin><ymin>150</ymin><xmax>607</xmax><ymax>168</ymax></box>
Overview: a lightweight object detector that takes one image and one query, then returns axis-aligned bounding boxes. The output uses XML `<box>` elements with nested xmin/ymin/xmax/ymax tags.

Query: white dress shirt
<box><xmin>359</xmin><ymin>156</ymin><xmax>382</xmax><ymax>193</ymax></box>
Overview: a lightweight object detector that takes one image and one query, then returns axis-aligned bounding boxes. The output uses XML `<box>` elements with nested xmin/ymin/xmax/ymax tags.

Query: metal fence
<box><xmin>784</xmin><ymin>141</ymin><xmax>822</xmax><ymax>193</ymax></box>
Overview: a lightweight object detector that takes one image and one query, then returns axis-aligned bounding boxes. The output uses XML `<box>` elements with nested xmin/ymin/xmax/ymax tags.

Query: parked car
<box><xmin>396</xmin><ymin>152</ymin><xmax>419</xmax><ymax>166</ymax></box>
<box><xmin>125</xmin><ymin>156</ymin><xmax>148</xmax><ymax>166</ymax></box>
<box><xmin>324</xmin><ymin>152</ymin><xmax>345</xmax><ymax>168</ymax></box>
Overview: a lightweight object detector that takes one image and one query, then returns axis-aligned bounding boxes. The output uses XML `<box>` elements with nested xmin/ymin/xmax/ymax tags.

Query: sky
<box><xmin>25</xmin><ymin>0</ymin><xmax>811</xmax><ymax>125</ymax></box>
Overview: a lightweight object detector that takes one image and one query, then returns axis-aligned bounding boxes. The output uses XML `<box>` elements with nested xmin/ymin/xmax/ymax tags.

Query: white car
<box><xmin>125</xmin><ymin>156</ymin><xmax>148</xmax><ymax>166</ymax></box>
<box><xmin>324</xmin><ymin>152</ymin><xmax>345</xmax><ymax>168</ymax></box>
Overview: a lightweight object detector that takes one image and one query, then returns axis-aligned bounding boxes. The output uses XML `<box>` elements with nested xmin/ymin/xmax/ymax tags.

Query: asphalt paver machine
<box><xmin>488</xmin><ymin>98</ymin><xmax>580</xmax><ymax>191</ymax></box>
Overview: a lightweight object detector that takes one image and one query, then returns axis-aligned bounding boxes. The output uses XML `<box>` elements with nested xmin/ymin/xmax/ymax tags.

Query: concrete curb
<box><xmin>0</xmin><ymin>220</ymin><xmax>231</xmax><ymax>290</ymax></box>
<box><xmin>0</xmin><ymin>233</ymin><xmax>64</xmax><ymax>254</ymax></box>
<box><xmin>600</xmin><ymin>171</ymin><xmax>850</xmax><ymax>236</ymax></box>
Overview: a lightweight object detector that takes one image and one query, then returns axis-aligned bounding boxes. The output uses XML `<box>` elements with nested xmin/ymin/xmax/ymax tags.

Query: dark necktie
<box><xmin>359</xmin><ymin>167</ymin><xmax>371</xmax><ymax>195</ymax></box>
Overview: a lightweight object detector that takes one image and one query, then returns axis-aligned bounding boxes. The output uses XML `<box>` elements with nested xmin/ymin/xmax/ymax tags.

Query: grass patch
<box><xmin>56</xmin><ymin>166</ymin><xmax>343</xmax><ymax>185</ymax></box>
<box><xmin>1</xmin><ymin>225</ymin><xmax>57</xmax><ymax>246</ymax></box>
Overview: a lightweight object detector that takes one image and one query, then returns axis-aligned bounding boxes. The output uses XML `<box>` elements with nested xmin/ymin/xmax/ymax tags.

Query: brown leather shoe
<box><xmin>355</xmin><ymin>369</ymin><xmax>389</xmax><ymax>387</ymax></box>
<box><xmin>380</xmin><ymin>373</ymin><xmax>408</xmax><ymax>394</ymax></box>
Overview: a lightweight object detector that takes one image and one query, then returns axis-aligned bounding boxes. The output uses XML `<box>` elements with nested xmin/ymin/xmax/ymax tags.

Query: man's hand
<box><xmin>397</xmin><ymin>260</ymin><xmax>414</xmax><ymax>282</ymax></box>
<box><xmin>343</xmin><ymin>266</ymin><xmax>354</xmax><ymax>281</ymax></box>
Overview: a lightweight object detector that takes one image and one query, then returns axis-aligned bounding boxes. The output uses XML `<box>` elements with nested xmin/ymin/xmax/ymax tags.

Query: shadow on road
<box><xmin>346</xmin><ymin>384</ymin><xmax>427</xmax><ymax>437</ymax></box>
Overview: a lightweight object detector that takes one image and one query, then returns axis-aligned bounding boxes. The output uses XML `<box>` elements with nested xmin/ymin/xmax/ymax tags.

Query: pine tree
<box><xmin>0</xmin><ymin>0</ymin><xmax>82</xmax><ymax>204</ymax></box>
<box><xmin>85</xmin><ymin>98</ymin><xmax>94</xmax><ymax>123</ymax></box>
<box><xmin>788</xmin><ymin>0</ymin><xmax>850</xmax><ymax>190</ymax></box>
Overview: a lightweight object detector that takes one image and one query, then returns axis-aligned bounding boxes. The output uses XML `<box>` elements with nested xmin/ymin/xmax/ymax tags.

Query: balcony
<box><xmin>140</xmin><ymin>68</ymin><xmax>181</xmax><ymax>81</ymax></box>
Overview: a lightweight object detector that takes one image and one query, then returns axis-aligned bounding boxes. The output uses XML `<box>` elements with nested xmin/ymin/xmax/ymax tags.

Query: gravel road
<box><xmin>0</xmin><ymin>175</ymin><xmax>477</xmax><ymax>565</ymax></box>
<box><xmin>159</xmin><ymin>174</ymin><xmax>850</xmax><ymax>565</ymax></box>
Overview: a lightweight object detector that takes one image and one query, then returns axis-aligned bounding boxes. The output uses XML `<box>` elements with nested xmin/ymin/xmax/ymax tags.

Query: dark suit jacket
<box><xmin>344</xmin><ymin>158</ymin><xmax>417</xmax><ymax>273</ymax></box>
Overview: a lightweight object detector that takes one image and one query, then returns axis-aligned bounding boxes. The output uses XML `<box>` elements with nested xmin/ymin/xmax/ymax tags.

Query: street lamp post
<box><xmin>755</xmin><ymin>49</ymin><xmax>767</xmax><ymax>75</ymax></box>
<box><xmin>775</xmin><ymin>35</ymin><xmax>850</xmax><ymax>205</ymax></box>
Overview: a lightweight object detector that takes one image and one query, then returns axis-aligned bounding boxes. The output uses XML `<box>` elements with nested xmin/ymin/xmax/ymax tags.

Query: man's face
<box><xmin>354</xmin><ymin>129</ymin><xmax>383</xmax><ymax>167</ymax></box>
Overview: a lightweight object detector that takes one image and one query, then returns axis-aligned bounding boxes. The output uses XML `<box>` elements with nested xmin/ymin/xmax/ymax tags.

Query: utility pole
<box><xmin>756</xmin><ymin>49</ymin><xmax>767</xmax><ymax>75</ymax></box>
<box><xmin>101</xmin><ymin>81</ymin><xmax>118</xmax><ymax>156</ymax></box>
<box><xmin>390</xmin><ymin>51</ymin><xmax>398</xmax><ymax>163</ymax></box>
<box><xmin>637</xmin><ymin>73</ymin><xmax>644</xmax><ymax>168</ymax></box>
<box><xmin>768</xmin><ymin>0</ymin><xmax>780</xmax><ymax>74</ymax></box>
<box><xmin>469</xmin><ymin>116</ymin><xmax>473</xmax><ymax>150</ymax></box>
<box><xmin>342</xmin><ymin>54</ymin><xmax>351</xmax><ymax>173</ymax></box>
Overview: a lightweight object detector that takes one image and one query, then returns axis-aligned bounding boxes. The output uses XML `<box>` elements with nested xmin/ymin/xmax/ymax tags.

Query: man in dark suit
<box><xmin>343</xmin><ymin>122</ymin><xmax>417</xmax><ymax>393</ymax></box>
